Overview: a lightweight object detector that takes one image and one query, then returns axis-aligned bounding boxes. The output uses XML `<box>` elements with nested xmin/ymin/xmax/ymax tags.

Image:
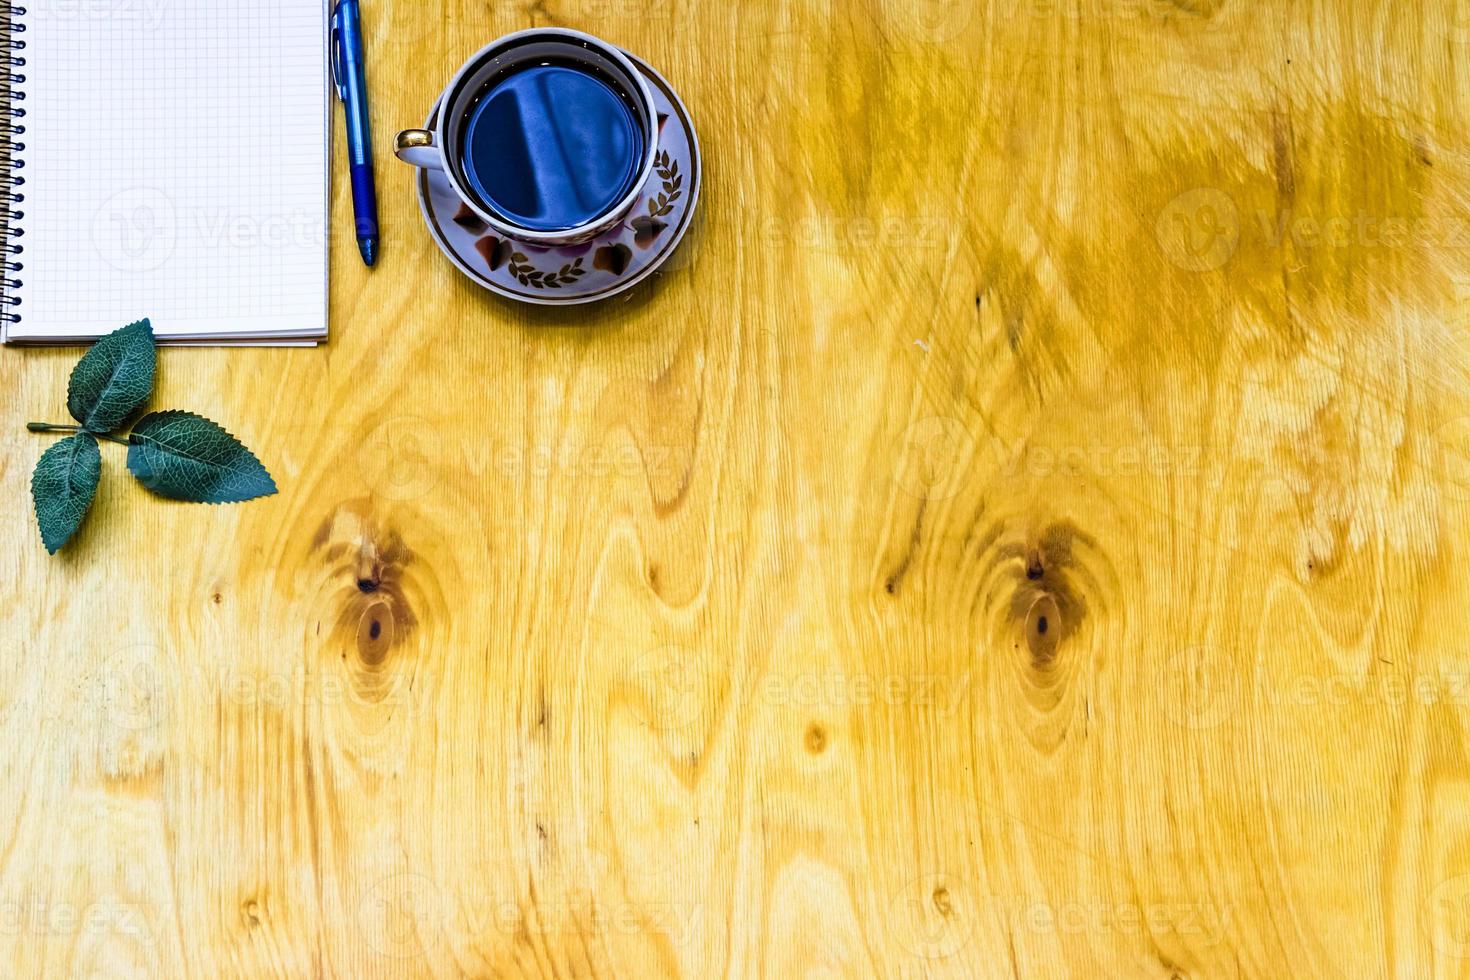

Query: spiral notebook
<box><xmin>1</xmin><ymin>2</ymin><xmax>330</xmax><ymax>345</ymax></box>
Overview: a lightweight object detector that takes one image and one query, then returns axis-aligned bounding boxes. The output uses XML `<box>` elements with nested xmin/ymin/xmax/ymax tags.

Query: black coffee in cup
<box><xmin>455</xmin><ymin>58</ymin><xmax>646</xmax><ymax>233</ymax></box>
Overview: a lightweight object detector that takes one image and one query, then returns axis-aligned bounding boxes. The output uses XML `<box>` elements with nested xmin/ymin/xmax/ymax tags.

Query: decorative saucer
<box><xmin>413</xmin><ymin>52</ymin><xmax>701</xmax><ymax>305</ymax></box>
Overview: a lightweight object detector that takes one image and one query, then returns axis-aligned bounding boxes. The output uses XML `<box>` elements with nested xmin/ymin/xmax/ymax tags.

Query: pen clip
<box><xmin>329</xmin><ymin>4</ymin><xmax>347</xmax><ymax>103</ymax></box>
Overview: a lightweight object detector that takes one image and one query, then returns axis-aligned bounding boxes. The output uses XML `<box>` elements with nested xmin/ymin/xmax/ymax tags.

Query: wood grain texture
<box><xmin>5</xmin><ymin>0</ymin><xmax>1470</xmax><ymax>975</ymax></box>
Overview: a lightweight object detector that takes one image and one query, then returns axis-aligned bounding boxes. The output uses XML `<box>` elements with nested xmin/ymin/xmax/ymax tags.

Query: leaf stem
<box><xmin>27</xmin><ymin>422</ymin><xmax>128</xmax><ymax>445</ymax></box>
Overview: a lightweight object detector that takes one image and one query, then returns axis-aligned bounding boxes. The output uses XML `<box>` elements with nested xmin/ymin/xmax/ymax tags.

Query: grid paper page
<box><xmin>6</xmin><ymin>1</ymin><xmax>329</xmax><ymax>342</ymax></box>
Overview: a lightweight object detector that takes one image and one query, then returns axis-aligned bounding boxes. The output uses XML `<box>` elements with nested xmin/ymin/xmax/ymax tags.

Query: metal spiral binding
<box><xmin>0</xmin><ymin>4</ymin><xmax>24</xmax><ymax>325</ymax></box>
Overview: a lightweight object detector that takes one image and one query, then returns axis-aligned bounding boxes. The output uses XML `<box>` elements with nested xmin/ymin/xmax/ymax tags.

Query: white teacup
<box><xmin>394</xmin><ymin>28</ymin><xmax>658</xmax><ymax>247</ymax></box>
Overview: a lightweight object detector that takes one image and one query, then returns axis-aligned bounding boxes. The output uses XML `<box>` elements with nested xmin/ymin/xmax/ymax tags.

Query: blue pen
<box><xmin>331</xmin><ymin>0</ymin><xmax>379</xmax><ymax>266</ymax></box>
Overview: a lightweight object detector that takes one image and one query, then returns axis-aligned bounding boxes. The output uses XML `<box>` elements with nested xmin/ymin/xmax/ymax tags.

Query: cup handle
<box><xmin>394</xmin><ymin>129</ymin><xmax>443</xmax><ymax>170</ymax></box>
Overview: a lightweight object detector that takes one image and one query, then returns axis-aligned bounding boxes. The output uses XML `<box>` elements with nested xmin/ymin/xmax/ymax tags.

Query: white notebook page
<box><xmin>5</xmin><ymin>1</ymin><xmax>329</xmax><ymax>342</ymax></box>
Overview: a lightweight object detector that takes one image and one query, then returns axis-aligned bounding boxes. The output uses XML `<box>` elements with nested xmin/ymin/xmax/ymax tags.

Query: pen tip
<box><xmin>358</xmin><ymin>237</ymin><xmax>378</xmax><ymax>267</ymax></box>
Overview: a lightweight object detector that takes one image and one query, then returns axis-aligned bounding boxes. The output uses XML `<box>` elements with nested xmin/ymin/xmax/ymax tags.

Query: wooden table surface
<box><xmin>7</xmin><ymin>1</ymin><xmax>1470</xmax><ymax>976</ymax></box>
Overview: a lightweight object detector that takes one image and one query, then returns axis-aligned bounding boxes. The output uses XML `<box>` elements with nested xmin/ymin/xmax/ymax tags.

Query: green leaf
<box><xmin>67</xmin><ymin>319</ymin><xmax>156</xmax><ymax>433</ymax></box>
<box><xmin>31</xmin><ymin>433</ymin><xmax>101</xmax><ymax>554</ymax></box>
<box><xmin>126</xmin><ymin>411</ymin><xmax>277</xmax><ymax>503</ymax></box>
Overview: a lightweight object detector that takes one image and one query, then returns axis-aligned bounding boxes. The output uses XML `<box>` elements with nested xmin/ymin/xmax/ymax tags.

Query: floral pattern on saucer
<box><xmin>415</xmin><ymin>53</ymin><xmax>701</xmax><ymax>305</ymax></box>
